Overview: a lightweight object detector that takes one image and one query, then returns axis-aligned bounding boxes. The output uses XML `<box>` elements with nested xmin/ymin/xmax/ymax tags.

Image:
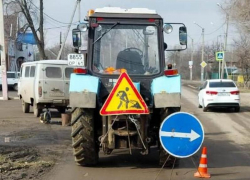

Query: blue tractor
<box><xmin>69</xmin><ymin>7</ymin><xmax>187</xmax><ymax>166</ymax></box>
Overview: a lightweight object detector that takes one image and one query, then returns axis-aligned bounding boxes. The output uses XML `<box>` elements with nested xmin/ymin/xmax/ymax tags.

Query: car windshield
<box><xmin>209</xmin><ymin>82</ymin><xmax>236</xmax><ymax>88</ymax></box>
<box><xmin>92</xmin><ymin>24</ymin><xmax>160</xmax><ymax>75</ymax></box>
<box><xmin>7</xmin><ymin>73</ymin><xmax>15</xmax><ymax>78</ymax></box>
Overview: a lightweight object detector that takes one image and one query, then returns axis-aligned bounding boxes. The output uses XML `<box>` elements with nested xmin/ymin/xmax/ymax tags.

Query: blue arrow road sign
<box><xmin>159</xmin><ymin>112</ymin><xmax>204</xmax><ymax>158</ymax></box>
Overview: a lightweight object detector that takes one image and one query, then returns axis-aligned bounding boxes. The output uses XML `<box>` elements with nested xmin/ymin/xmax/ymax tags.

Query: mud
<box><xmin>0</xmin><ymin>100</ymin><xmax>71</xmax><ymax>180</ymax></box>
<box><xmin>0</xmin><ymin>146</ymin><xmax>56</xmax><ymax>180</ymax></box>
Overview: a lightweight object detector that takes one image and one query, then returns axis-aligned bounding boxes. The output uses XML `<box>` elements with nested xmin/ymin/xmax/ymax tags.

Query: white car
<box><xmin>198</xmin><ymin>79</ymin><xmax>240</xmax><ymax>112</ymax></box>
<box><xmin>0</xmin><ymin>71</ymin><xmax>20</xmax><ymax>91</ymax></box>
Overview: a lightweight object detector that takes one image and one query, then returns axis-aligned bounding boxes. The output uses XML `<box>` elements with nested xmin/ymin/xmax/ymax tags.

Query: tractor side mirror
<box><xmin>179</xmin><ymin>26</ymin><xmax>187</xmax><ymax>45</ymax></box>
<box><xmin>72</xmin><ymin>29</ymin><xmax>81</xmax><ymax>47</ymax></box>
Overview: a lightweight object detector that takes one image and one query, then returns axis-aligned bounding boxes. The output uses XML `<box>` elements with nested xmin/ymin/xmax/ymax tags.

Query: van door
<box><xmin>64</xmin><ymin>67</ymin><xmax>74</xmax><ymax>99</ymax></box>
<box><xmin>43</xmin><ymin>65</ymin><xmax>65</xmax><ymax>99</ymax></box>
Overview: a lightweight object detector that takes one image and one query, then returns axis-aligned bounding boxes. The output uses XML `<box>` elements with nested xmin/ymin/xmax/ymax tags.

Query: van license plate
<box><xmin>50</xmin><ymin>92</ymin><xmax>64</xmax><ymax>97</ymax></box>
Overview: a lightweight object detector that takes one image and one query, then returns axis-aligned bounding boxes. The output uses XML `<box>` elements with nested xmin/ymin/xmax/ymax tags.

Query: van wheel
<box><xmin>13</xmin><ymin>84</ymin><xmax>18</xmax><ymax>91</ymax></box>
<box><xmin>22</xmin><ymin>100</ymin><xmax>30</xmax><ymax>113</ymax></box>
<box><xmin>34</xmin><ymin>103</ymin><xmax>42</xmax><ymax>117</ymax></box>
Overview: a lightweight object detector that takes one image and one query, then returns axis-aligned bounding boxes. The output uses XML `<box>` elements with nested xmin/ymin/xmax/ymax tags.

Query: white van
<box><xmin>18</xmin><ymin>60</ymin><xmax>74</xmax><ymax>117</ymax></box>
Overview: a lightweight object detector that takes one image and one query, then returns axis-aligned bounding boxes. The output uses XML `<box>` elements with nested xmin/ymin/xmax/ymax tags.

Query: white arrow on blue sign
<box><xmin>159</xmin><ymin>112</ymin><xmax>204</xmax><ymax>158</ymax></box>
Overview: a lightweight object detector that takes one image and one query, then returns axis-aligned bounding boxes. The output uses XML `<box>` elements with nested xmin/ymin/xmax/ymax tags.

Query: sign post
<box><xmin>159</xmin><ymin>112</ymin><xmax>204</xmax><ymax>158</ymax></box>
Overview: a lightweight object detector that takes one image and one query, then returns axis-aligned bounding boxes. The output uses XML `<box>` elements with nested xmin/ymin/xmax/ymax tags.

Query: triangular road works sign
<box><xmin>100</xmin><ymin>72</ymin><xmax>149</xmax><ymax>116</ymax></box>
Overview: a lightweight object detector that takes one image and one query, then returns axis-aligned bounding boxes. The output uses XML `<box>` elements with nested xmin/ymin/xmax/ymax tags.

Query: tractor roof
<box><xmin>90</xmin><ymin>7</ymin><xmax>162</xmax><ymax>19</ymax></box>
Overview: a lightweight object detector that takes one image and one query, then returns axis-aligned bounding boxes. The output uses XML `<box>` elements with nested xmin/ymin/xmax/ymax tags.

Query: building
<box><xmin>3</xmin><ymin>14</ymin><xmax>36</xmax><ymax>72</ymax></box>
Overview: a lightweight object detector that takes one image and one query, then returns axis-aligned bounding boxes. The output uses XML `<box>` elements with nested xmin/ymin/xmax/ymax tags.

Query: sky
<box><xmin>42</xmin><ymin>0</ymin><xmax>237</xmax><ymax>50</ymax></box>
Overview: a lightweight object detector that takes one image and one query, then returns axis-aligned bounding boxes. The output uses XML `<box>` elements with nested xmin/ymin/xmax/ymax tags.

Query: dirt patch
<box><xmin>0</xmin><ymin>146</ymin><xmax>55</xmax><ymax>180</ymax></box>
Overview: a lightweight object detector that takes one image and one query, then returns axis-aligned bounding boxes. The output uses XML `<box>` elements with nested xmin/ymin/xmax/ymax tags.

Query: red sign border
<box><xmin>100</xmin><ymin>72</ymin><xmax>149</xmax><ymax>116</ymax></box>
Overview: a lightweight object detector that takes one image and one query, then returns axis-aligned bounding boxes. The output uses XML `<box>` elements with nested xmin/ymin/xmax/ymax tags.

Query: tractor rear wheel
<box><xmin>71</xmin><ymin>108</ymin><xmax>99</xmax><ymax>166</ymax></box>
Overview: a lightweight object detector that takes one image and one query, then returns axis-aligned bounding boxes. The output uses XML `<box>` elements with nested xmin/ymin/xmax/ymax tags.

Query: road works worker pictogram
<box><xmin>116</xmin><ymin>87</ymin><xmax>142</xmax><ymax>110</ymax></box>
<box><xmin>100</xmin><ymin>72</ymin><xmax>149</xmax><ymax>115</ymax></box>
<box><xmin>117</xmin><ymin>87</ymin><xmax>130</xmax><ymax>109</ymax></box>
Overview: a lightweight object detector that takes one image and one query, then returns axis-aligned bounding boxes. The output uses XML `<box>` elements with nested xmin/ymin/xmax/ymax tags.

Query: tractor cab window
<box><xmin>93</xmin><ymin>24</ymin><xmax>160</xmax><ymax>75</ymax></box>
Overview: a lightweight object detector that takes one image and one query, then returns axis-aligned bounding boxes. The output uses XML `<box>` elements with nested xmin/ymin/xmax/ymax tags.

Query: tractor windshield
<box><xmin>92</xmin><ymin>24</ymin><xmax>160</xmax><ymax>75</ymax></box>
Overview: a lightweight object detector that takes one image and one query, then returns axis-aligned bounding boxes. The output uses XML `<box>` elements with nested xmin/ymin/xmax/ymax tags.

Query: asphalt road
<box><xmin>0</xmin><ymin>89</ymin><xmax>18</xmax><ymax>98</ymax></box>
<box><xmin>43</xmin><ymin>84</ymin><xmax>250</xmax><ymax>180</ymax></box>
<box><xmin>1</xmin><ymin>84</ymin><xmax>250</xmax><ymax>180</ymax></box>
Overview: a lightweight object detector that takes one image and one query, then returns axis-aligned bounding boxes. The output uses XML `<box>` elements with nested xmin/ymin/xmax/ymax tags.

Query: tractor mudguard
<box><xmin>151</xmin><ymin>75</ymin><xmax>181</xmax><ymax>108</ymax></box>
<box><xmin>69</xmin><ymin>74</ymin><xmax>100</xmax><ymax>108</ymax></box>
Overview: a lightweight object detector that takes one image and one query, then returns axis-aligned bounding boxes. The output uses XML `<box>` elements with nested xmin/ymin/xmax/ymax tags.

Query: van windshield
<box><xmin>45</xmin><ymin>67</ymin><xmax>62</xmax><ymax>78</ymax></box>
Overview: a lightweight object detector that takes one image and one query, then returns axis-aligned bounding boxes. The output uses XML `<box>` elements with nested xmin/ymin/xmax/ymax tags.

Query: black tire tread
<box><xmin>71</xmin><ymin>108</ymin><xmax>98</xmax><ymax>166</ymax></box>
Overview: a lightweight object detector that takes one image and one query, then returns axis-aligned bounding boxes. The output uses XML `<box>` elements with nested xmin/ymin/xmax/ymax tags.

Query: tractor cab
<box><xmin>72</xmin><ymin>7</ymin><xmax>187</xmax><ymax>77</ymax></box>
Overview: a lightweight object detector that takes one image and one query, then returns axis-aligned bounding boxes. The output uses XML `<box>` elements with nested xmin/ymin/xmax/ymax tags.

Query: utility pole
<box><xmin>194</xmin><ymin>22</ymin><xmax>205</xmax><ymax>82</ymax></box>
<box><xmin>189</xmin><ymin>36</ymin><xmax>194</xmax><ymax>81</ymax></box>
<box><xmin>0</xmin><ymin>0</ymin><xmax>9</xmax><ymax>100</ymax></box>
<box><xmin>201</xmin><ymin>28</ymin><xmax>205</xmax><ymax>82</ymax></box>
<box><xmin>78</xmin><ymin>0</ymin><xmax>81</xmax><ymax>22</ymax></box>
<box><xmin>217</xmin><ymin>3</ymin><xmax>229</xmax><ymax>79</ymax></box>
<box><xmin>59</xmin><ymin>32</ymin><xmax>62</xmax><ymax>59</ymax></box>
<box><xmin>221</xmin><ymin>14</ymin><xmax>229</xmax><ymax>79</ymax></box>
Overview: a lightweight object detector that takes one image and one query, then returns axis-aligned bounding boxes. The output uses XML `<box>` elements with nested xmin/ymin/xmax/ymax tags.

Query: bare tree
<box><xmin>226</xmin><ymin>0</ymin><xmax>250</xmax><ymax>33</ymax></box>
<box><xmin>4</xmin><ymin>0</ymin><xmax>47</xmax><ymax>59</ymax></box>
<box><xmin>234</xmin><ymin>34</ymin><xmax>250</xmax><ymax>87</ymax></box>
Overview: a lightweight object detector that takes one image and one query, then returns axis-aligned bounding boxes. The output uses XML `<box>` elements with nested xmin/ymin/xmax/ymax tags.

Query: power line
<box><xmin>29</xmin><ymin>0</ymin><xmax>77</xmax><ymax>25</ymax></box>
<box><xmin>205</xmin><ymin>22</ymin><xmax>226</xmax><ymax>35</ymax></box>
<box><xmin>45</xmin><ymin>25</ymin><xmax>72</xmax><ymax>30</ymax></box>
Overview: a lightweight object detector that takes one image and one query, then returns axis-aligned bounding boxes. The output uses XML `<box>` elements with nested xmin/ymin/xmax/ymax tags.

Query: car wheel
<box><xmin>13</xmin><ymin>84</ymin><xmax>18</xmax><ymax>91</ymax></box>
<box><xmin>235</xmin><ymin>107</ymin><xmax>240</xmax><ymax>112</ymax></box>
<box><xmin>203</xmin><ymin>100</ymin><xmax>208</xmax><ymax>112</ymax></box>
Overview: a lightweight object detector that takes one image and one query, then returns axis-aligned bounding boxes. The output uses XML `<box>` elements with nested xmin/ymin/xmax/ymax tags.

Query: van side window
<box><xmin>65</xmin><ymin>68</ymin><xmax>74</xmax><ymax>78</ymax></box>
<box><xmin>30</xmin><ymin>66</ymin><xmax>36</xmax><ymax>77</ymax></box>
<box><xmin>46</xmin><ymin>67</ymin><xmax>62</xmax><ymax>78</ymax></box>
<box><xmin>25</xmin><ymin>66</ymin><xmax>30</xmax><ymax>77</ymax></box>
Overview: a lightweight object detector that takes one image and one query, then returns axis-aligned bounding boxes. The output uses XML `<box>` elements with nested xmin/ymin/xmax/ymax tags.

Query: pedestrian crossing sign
<box><xmin>100</xmin><ymin>72</ymin><xmax>149</xmax><ymax>115</ymax></box>
<box><xmin>216</xmin><ymin>51</ymin><xmax>224</xmax><ymax>61</ymax></box>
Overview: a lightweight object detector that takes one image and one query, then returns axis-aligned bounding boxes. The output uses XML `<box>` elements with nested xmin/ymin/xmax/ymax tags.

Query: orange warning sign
<box><xmin>100</xmin><ymin>72</ymin><xmax>149</xmax><ymax>116</ymax></box>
